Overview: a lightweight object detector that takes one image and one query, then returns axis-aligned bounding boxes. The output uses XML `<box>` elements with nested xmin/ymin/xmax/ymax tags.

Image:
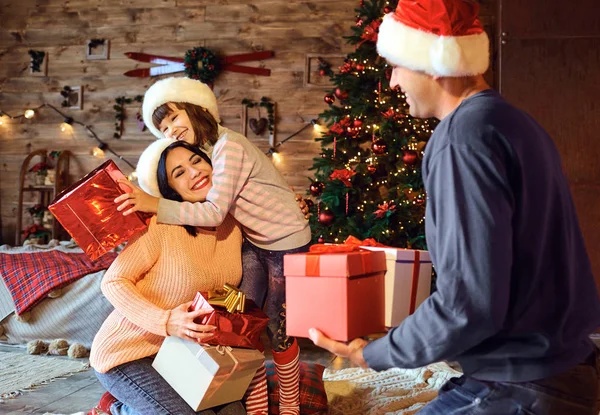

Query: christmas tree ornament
<box><xmin>356</xmin><ymin>18</ymin><xmax>364</xmax><ymax>27</ymax></box>
<box><xmin>324</xmin><ymin>94</ymin><xmax>336</xmax><ymax>105</ymax></box>
<box><xmin>353</xmin><ymin>119</ymin><xmax>363</xmax><ymax>128</ymax></box>
<box><xmin>318</xmin><ymin>209</ymin><xmax>335</xmax><ymax>226</ymax></box>
<box><xmin>384</xmin><ymin>6</ymin><xmax>393</xmax><ymax>13</ymax></box>
<box><xmin>355</xmin><ymin>63</ymin><xmax>365</xmax><ymax>71</ymax></box>
<box><xmin>335</xmin><ymin>88</ymin><xmax>349</xmax><ymax>100</ymax></box>
<box><xmin>416</xmin><ymin>141</ymin><xmax>427</xmax><ymax>158</ymax></box>
<box><xmin>318</xmin><ymin>235</ymin><xmax>325</xmax><ymax>243</ymax></box>
<box><xmin>403</xmin><ymin>150</ymin><xmax>418</xmax><ymax>165</ymax></box>
<box><xmin>372</xmin><ymin>139</ymin><xmax>388</xmax><ymax>155</ymax></box>
<box><xmin>304</xmin><ymin>199</ymin><xmax>315</xmax><ymax>209</ymax></box>
<box><xmin>367</xmin><ymin>164</ymin><xmax>377</xmax><ymax>174</ymax></box>
<box><xmin>310</xmin><ymin>181</ymin><xmax>325</xmax><ymax>197</ymax></box>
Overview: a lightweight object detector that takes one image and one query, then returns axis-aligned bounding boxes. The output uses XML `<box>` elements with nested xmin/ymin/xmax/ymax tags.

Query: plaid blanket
<box><xmin>0</xmin><ymin>250</ymin><xmax>117</xmax><ymax>315</ymax></box>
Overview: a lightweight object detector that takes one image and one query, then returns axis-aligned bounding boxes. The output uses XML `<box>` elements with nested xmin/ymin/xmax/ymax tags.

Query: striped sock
<box><xmin>243</xmin><ymin>360</ymin><xmax>269</xmax><ymax>415</ymax></box>
<box><xmin>272</xmin><ymin>339</ymin><xmax>300</xmax><ymax>415</ymax></box>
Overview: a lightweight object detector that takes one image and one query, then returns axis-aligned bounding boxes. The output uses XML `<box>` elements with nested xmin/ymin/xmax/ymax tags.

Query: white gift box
<box><xmin>152</xmin><ymin>336</ymin><xmax>264</xmax><ymax>411</ymax></box>
<box><xmin>361</xmin><ymin>247</ymin><xmax>432</xmax><ymax>327</ymax></box>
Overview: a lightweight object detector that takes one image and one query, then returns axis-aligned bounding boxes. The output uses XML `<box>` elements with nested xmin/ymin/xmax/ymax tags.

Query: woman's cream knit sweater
<box><xmin>90</xmin><ymin>215</ymin><xmax>242</xmax><ymax>373</ymax></box>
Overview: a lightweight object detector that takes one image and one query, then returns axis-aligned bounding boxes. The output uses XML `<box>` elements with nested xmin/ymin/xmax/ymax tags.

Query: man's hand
<box><xmin>309</xmin><ymin>328</ymin><xmax>369</xmax><ymax>368</ymax></box>
<box><xmin>114</xmin><ymin>179</ymin><xmax>160</xmax><ymax>216</ymax></box>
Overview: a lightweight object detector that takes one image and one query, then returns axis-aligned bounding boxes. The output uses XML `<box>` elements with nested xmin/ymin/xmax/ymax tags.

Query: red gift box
<box><xmin>190</xmin><ymin>292</ymin><xmax>269</xmax><ymax>351</ymax></box>
<box><xmin>49</xmin><ymin>160</ymin><xmax>149</xmax><ymax>261</ymax></box>
<box><xmin>284</xmin><ymin>247</ymin><xmax>387</xmax><ymax>342</ymax></box>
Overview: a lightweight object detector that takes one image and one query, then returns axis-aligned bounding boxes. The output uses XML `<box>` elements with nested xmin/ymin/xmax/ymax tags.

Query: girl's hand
<box><xmin>114</xmin><ymin>179</ymin><xmax>160</xmax><ymax>216</ymax></box>
<box><xmin>166</xmin><ymin>301</ymin><xmax>216</xmax><ymax>342</ymax></box>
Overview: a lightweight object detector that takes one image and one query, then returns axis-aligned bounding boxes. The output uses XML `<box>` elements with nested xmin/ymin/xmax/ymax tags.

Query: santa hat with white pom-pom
<box><xmin>377</xmin><ymin>0</ymin><xmax>489</xmax><ymax>77</ymax></box>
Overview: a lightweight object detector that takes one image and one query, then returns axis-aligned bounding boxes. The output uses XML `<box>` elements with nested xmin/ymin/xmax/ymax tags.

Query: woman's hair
<box><xmin>156</xmin><ymin>141</ymin><xmax>212</xmax><ymax>237</ymax></box>
<box><xmin>152</xmin><ymin>102</ymin><xmax>219</xmax><ymax>147</ymax></box>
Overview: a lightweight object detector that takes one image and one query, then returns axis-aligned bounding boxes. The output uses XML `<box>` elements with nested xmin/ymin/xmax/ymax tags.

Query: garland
<box><xmin>184</xmin><ymin>47</ymin><xmax>221</xmax><ymax>84</ymax></box>
<box><xmin>113</xmin><ymin>95</ymin><xmax>143</xmax><ymax>139</ymax></box>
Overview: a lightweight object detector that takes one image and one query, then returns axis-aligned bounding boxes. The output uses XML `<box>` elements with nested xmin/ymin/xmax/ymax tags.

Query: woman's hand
<box><xmin>114</xmin><ymin>179</ymin><xmax>160</xmax><ymax>216</ymax></box>
<box><xmin>166</xmin><ymin>301</ymin><xmax>217</xmax><ymax>342</ymax></box>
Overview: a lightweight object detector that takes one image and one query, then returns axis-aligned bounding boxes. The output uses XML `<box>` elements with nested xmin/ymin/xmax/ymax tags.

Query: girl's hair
<box><xmin>152</xmin><ymin>102</ymin><xmax>219</xmax><ymax>147</ymax></box>
<box><xmin>156</xmin><ymin>141</ymin><xmax>212</xmax><ymax>237</ymax></box>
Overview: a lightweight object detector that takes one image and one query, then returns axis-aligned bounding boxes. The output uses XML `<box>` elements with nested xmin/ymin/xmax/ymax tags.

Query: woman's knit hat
<box><xmin>142</xmin><ymin>77</ymin><xmax>221</xmax><ymax>140</ymax></box>
<box><xmin>136</xmin><ymin>138</ymin><xmax>176</xmax><ymax>198</ymax></box>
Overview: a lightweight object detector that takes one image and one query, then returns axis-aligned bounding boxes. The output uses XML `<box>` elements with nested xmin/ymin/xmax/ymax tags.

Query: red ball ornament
<box><xmin>310</xmin><ymin>181</ymin><xmax>324</xmax><ymax>197</ymax></box>
<box><xmin>346</xmin><ymin>126</ymin><xmax>359</xmax><ymax>137</ymax></box>
<box><xmin>355</xmin><ymin>63</ymin><xmax>365</xmax><ymax>71</ymax></box>
<box><xmin>384</xmin><ymin>6</ymin><xmax>393</xmax><ymax>13</ymax></box>
<box><xmin>403</xmin><ymin>150</ymin><xmax>418</xmax><ymax>165</ymax></box>
<box><xmin>319</xmin><ymin>69</ymin><xmax>327</xmax><ymax>76</ymax></box>
<box><xmin>353</xmin><ymin>119</ymin><xmax>363</xmax><ymax>128</ymax></box>
<box><xmin>304</xmin><ymin>199</ymin><xmax>315</xmax><ymax>209</ymax></box>
<box><xmin>318</xmin><ymin>209</ymin><xmax>335</xmax><ymax>226</ymax></box>
<box><xmin>318</xmin><ymin>236</ymin><xmax>325</xmax><ymax>243</ymax></box>
<box><xmin>335</xmin><ymin>88</ymin><xmax>349</xmax><ymax>100</ymax></box>
<box><xmin>367</xmin><ymin>164</ymin><xmax>377</xmax><ymax>174</ymax></box>
<box><xmin>324</xmin><ymin>94</ymin><xmax>336</xmax><ymax>105</ymax></box>
<box><xmin>372</xmin><ymin>139</ymin><xmax>388</xmax><ymax>155</ymax></box>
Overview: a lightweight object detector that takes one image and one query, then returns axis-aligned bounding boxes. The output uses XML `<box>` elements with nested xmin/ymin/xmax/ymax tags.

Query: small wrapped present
<box><xmin>153</xmin><ymin>337</ymin><xmax>264</xmax><ymax>411</ymax></box>
<box><xmin>49</xmin><ymin>160</ymin><xmax>150</xmax><ymax>260</ymax></box>
<box><xmin>190</xmin><ymin>289</ymin><xmax>269</xmax><ymax>351</ymax></box>
<box><xmin>360</xmin><ymin>246</ymin><xmax>432</xmax><ymax>327</ymax></box>
<box><xmin>284</xmin><ymin>243</ymin><xmax>387</xmax><ymax>342</ymax></box>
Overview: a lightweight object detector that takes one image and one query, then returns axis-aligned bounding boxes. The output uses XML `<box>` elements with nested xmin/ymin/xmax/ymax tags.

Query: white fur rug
<box><xmin>324</xmin><ymin>362</ymin><xmax>461</xmax><ymax>415</ymax></box>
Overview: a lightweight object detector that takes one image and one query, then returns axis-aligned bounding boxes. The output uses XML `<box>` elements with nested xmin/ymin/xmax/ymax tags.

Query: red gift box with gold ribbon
<box><xmin>49</xmin><ymin>160</ymin><xmax>150</xmax><ymax>261</ymax></box>
<box><xmin>283</xmin><ymin>239</ymin><xmax>387</xmax><ymax>342</ymax></box>
<box><xmin>190</xmin><ymin>290</ymin><xmax>269</xmax><ymax>351</ymax></box>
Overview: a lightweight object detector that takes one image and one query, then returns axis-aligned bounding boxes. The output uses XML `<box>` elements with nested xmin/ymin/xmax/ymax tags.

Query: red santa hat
<box><xmin>377</xmin><ymin>0</ymin><xmax>489</xmax><ymax>77</ymax></box>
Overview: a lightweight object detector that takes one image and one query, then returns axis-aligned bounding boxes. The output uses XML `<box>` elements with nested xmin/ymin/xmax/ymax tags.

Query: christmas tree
<box><xmin>306</xmin><ymin>0</ymin><xmax>437</xmax><ymax>249</ymax></box>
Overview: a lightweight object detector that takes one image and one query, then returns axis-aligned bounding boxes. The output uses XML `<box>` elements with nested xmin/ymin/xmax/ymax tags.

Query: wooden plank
<box><xmin>203</xmin><ymin>2</ymin><xmax>356</xmax><ymax>23</ymax></box>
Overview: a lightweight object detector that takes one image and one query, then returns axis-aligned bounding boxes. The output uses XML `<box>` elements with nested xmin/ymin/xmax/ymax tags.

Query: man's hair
<box><xmin>152</xmin><ymin>102</ymin><xmax>219</xmax><ymax>147</ymax></box>
<box><xmin>156</xmin><ymin>140</ymin><xmax>212</xmax><ymax>237</ymax></box>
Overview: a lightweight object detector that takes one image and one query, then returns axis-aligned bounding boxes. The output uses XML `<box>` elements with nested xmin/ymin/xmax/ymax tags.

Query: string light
<box><xmin>265</xmin><ymin>119</ymin><xmax>318</xmax><ymax>158</ymax></box>
<box><xmin>0</xmin><ymin>104</ymin><xmax>136</xmax><ymax>170</ymax></box>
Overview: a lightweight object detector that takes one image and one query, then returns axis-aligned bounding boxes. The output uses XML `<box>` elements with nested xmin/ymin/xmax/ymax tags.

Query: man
<box><xmin>309</xmin><ymin>0</ymin><xmax>600</xmax><ymax>413</ymax></box>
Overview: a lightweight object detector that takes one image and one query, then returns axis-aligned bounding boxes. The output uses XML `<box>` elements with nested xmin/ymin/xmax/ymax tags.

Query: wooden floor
<box><xmin>0</xmin><ymin>338</ymin><xmax>356</xmax><ymax>415</ymax></box>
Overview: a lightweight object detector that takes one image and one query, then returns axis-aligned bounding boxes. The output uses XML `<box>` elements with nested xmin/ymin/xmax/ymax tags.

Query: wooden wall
<box><xmin>0</xmin><ymin>0</ymin><xmax>359</xmax><ymax>244</ymax></box>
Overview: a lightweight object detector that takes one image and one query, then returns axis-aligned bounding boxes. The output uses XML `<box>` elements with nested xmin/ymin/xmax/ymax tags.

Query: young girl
<box><xmin>115</xmin><ymin>77</ymin><xmax>311</xmax><ymax>415</ymax></box>
<box><xmin>91</xmin><ymin>139</ymin><xmax>246</xmax><ymax>415</ymax></box>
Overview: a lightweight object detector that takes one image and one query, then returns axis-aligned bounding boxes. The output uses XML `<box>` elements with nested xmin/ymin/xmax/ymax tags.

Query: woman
<box><xmin>89</xmin><ymin>139</ymin><xmax>248</xmax><ymax>415</ymax></box>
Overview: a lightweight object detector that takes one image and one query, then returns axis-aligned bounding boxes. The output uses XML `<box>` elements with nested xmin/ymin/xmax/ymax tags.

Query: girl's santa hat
<box><xmin>377</xmin><ymin>0</ymin><xmax>489</xmax><ymax>77</ymax></box>
<box><xmin>142</xmin><ymin>77</ymin><xmax>221</xmax><ymax>140</ymax></box>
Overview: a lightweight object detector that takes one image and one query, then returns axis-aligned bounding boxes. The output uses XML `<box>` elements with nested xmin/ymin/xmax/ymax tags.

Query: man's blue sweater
<box><xmin>363</xmin><ymin>90</ymin><xmax>600</xmax><ymax>382</ymax></box>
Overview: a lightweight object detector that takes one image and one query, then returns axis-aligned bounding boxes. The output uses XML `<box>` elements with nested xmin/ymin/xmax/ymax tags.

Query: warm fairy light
<box><xmin>92</xmin><ymin>147</ymin><xmax>105</xmax><ymax>158</ymax></box>
<box><xmin>24</xmin><ymin>109</ymin><xmax>35</xmax><ymax>119</ymax></box>
<box><xmin>272</xmin><ymin>152</ymin><xmax>281</xmax><ymax>163</ymax></box>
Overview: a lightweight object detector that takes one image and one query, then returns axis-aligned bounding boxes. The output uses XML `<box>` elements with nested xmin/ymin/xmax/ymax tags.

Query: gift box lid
<box><xmin>284</xmin><ymin>249</ymin><xmax>386</xmax><ymax>278</ymax></box>
<box><xmin>172</xmin><ymin>337</ymin><xmax>263</xmax><ymax>375</ymax></box>
<box><xmin>51</xmin><ymin>160</ymin><xmax>126</xmax><ymax>203</ymax></box>
<box><xmin>360</xmin><ymin>246</ymin><xmax>431</xmax><ymax>262</ymax></box>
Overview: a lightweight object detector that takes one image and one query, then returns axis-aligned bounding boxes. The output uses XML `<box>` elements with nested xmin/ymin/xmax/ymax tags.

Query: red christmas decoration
<box><xmin>372</xmin><ymin>139</ymin><xmax>388</xmax><ymax>155</ymax></box>
<box><xmin>324</xmin><ymin>94</ymin><xmax>335</xmax><ymax>105</ymax></box>
<box><xmin>329</xmin><ymin>169</ymin><xmax>356</xmax><ymax>187</ymax></box>
<box><xmin>384</xmin><ymin>6</ymin><xmax>393</xmax><ymax>13</ymax></box>
<box><xmin>355</xmin><ymin>63</ymin><xmax>365</xmax><ymax>71</ymax></box>
<box><xmin>319</xmin><ymin>69</ymin><xmax>327</xmax><ymax>76</ymax></box>
<box><xmin>353</xmin><ymin>119</ymin><xmax>363</xmax><ymax>128</ymax></box>
<box><xmin>318</xmin><ymin>235</ymin><xmax>325</xmax><ymax>243</ymax></box>
<box><xmin>367</xmin><ymin>164</ymin><xmax>377</xmax><ymax>174</ymax></box>
<box><xmin>304</xmin><ymin>199</ymin><xmax>315</xmax><ymax>209</ymax></box>
<box><xmin>310</xmin><ymin>181</ymin><xmax>324</xmax><ymax>197</ymax></box>
<box><xmin>403</xmin><ymin>150</ymin><xmax>418</xmax><ymax>165</ymax></box>
<box><xmin>318</xmin><ymin>209</ymin><xmax>335</xmax><ymax>226</ymax></box>
<box><xmin>374</xmin><ymin>201</ymin><xmax>397</xmax><ymax>219</ymax></box>
<box><xmin>335</xmin><ymin>88</ymin><xmax>349</xmax><ymax>100</ymax></box>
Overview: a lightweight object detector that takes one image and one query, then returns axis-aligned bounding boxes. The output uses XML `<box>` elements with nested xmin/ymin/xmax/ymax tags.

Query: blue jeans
<box><xmin>94</xmin><ymin>357</ymin><xmax>246</xmax><ymax>415</ymax></box>
<box><xmin>239</xmin><ymin>240</ymin><xmax>310</xmax><ymax>351</ymax></box>
<box><xmin>419</xmin><ymin>351</ymin><xmax>599</xmax><ymax>414</ymax></box>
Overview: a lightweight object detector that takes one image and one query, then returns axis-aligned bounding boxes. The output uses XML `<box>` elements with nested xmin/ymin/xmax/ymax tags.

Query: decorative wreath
<box><xmin>184</xmin><ymin>47</ymin><xmax>221</xmax><ymax>84</ymax></box>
